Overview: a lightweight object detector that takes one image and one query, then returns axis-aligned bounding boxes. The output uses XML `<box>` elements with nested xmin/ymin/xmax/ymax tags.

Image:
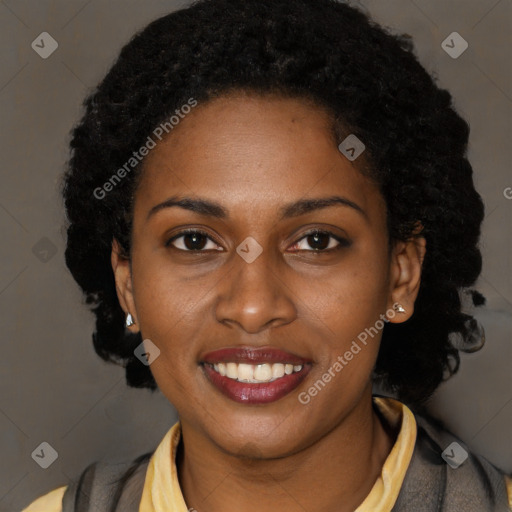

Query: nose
<box><xmin>214</xmin><ymin>245</ymin><xmax>297</xmax><ymax>334</ymax></box>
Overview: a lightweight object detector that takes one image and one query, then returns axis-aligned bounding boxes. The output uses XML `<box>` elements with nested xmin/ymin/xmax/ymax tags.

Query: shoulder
<box><xmin>20</xmin><ymin>446</ymin><xmax>159</xmax><ymax>512</ymax></box>
<box><xmin>21</xmin><ymin>485</ymin><xmax>67</xmax><ymax>512</ymax></box>
<box><xmin>505</xmin><ymin>475</ymin><xmax>512</xmax><ymax>511</ymax></box>
<box><xmin>402</xmin><ymin>412</ymin><xmax>511</xmax><ymax>511</ymax></box>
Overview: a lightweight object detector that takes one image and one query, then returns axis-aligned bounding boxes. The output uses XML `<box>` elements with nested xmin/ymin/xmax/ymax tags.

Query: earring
<box><xmin>393</xmin><ymin>303</ymin><xmax>406</xmax><ymax>313</ymax></box>
<box><xmin>125</xmin><ymin>313</ymin><xmax>135</xmax><ymax>327</ymax></box>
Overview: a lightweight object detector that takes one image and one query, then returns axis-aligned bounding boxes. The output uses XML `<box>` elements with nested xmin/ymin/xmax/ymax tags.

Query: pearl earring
<box><xmin>125</xmin><ymin>313</ymin><xmax>135</xmax><ymax>327</ymax></box>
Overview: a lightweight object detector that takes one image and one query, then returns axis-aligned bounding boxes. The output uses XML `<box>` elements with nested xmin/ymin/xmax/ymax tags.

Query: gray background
<box><xmin>0</xmin><ymin>0</ymin><xmax>510</xmax><ymax>510</ymax></box>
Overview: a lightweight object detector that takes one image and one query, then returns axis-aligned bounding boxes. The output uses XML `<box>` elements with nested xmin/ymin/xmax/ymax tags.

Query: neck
<box><xmin>176</xmin><ymin>387</ymin><xmax>395</xmax><ymax>512</ymax></box>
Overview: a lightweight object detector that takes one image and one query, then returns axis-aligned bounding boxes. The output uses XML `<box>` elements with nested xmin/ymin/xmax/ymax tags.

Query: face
<box><xmin>112</xmin><ymin>92</ymin><xmax>424</xmax><ymax>458</ymax></box>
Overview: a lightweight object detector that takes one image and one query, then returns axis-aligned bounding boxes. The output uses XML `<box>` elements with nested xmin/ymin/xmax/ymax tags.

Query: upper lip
<box><xmin>200</xmin><ymin>346</ymin><xmax>312</xmax><ymax>365</ymax></box>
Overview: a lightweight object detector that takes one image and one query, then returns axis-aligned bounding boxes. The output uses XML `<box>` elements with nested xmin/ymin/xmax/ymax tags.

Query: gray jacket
<box><xmin>61</xmin><ymin>414</ymin><xmax>511</xmax><ymax>511</ymax></box>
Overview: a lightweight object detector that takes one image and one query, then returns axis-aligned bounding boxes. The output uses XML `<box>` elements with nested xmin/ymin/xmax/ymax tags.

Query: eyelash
<box><xmin>165</xmin><ymin>228</ymin><xmax>350</xmax><ymax>253</ymax></box>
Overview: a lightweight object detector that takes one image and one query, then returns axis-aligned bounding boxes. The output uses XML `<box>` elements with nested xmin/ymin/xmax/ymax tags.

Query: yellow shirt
<box><xmin>21</xmin><ymin>396</ymin><xmax>512</xmax><ymax>511</ymax></box>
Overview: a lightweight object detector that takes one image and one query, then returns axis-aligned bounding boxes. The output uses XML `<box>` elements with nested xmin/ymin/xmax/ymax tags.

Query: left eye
<box><xmin>289</xmin><ymin>230</ymin><xmax>347</xmax><ymax>252</ymax></box>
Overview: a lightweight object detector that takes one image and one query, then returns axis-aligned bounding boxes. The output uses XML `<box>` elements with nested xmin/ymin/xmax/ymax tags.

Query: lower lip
<box><xmin>202</xmin><ymin>363</ymin><xmax>311</xmax><ymax>404</ymax></box>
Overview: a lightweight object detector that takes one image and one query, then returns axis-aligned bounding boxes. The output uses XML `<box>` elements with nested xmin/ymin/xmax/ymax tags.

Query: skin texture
<box><xmin>112</xmin><ymin>92</ymin><xmax>426</xmax><ymax>512</ymax></box>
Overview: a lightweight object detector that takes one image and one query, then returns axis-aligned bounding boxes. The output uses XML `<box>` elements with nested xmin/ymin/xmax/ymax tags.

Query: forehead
<box><xmin>134</xmin><ymin>93</ymin><xmax>384</xmax><ymax>223</ymax></box>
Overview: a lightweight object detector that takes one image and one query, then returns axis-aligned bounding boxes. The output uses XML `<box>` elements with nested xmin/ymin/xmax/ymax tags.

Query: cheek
<box><xmin>130</xmin><ymin>255</ymin><xmax>209</xmax><ymax>376</ymax></box>
<box><xmin>132</xmin><ymin>246</ymin><xmax>212</xmax><ymax>325</ymax></box>
<box><xmin>130</xmin><ymin>259</ymin><xmax>208</xmax><ymax>409</ymax></box>
<box><xmin>310</xmin><ymin>253</ymin><xmax>389</xmax><ymax>334</ymax></box>
<box><xmin>302</xmin><ymin>250</ymin><xmax>389</xmax><ymax>387</ymax></box>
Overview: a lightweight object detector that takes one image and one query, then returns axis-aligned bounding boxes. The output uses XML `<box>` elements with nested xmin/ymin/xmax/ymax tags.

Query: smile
<box><xmin>200</xmin><ymin>346</ymin><xmax>312</xmax><ymax>404</ymax></box>
<box><xmin>207</xmin><ymin>362</ymin><xmax>304</xmax><ymax>383</ymax></box>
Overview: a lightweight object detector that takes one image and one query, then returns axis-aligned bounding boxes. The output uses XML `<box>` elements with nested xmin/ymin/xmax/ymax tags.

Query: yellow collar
<box><xmin>139</xmin><ymin>396</ymin><xmax>417</xmax><ymax>512</ymax></box>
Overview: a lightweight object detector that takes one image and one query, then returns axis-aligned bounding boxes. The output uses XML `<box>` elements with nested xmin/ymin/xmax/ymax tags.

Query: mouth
<box><xmin>200</xmin><ymin>347</ymin><xmax>312</xmax><ymax>404</ymax></box>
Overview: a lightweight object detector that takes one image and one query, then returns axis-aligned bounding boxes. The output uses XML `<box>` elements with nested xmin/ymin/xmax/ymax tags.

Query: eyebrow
<box><xmin>147</xmin><ymin>194</ymin><xmax>367</xmax><ymax>222</ymax></box>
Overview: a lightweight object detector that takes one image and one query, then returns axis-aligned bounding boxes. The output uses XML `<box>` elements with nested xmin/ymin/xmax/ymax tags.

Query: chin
<box><xmin>208</xmin><ymin>417</ymin><xmax>310</xmax><ymax>460</ymax></box>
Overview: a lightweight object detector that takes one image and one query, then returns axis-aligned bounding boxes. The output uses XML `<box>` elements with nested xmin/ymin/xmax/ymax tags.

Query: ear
<box><xmin>386</xmin><ymin>225</ymin><xmax>426</xmax><ymax>323</ymax></box>
<box><xmin>111</xmin><ymin>238</ymin><xmax>139</xmax><ymax>332</ymax></box>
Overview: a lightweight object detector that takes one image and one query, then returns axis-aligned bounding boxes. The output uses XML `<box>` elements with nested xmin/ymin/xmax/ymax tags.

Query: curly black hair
<box><xmin>61</xmin><ymin>0</ymin><xmax>486</xmax><ymax>411</ymax></box>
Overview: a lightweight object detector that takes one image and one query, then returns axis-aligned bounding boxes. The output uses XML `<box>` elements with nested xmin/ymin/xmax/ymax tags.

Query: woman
<box><xmin>22</xmin><ymin>0</ymin><xmax>512</xmax><ymax>510</ymax></box>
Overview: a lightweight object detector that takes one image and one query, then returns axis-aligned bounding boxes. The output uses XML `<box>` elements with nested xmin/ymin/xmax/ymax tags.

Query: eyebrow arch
<box><xmin>146</xmin><ymin>194</ymin><xmax>367</xmax><ymax>222</ymax></box>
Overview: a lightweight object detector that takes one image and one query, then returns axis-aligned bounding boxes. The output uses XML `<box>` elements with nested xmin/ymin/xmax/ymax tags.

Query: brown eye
<box><xmin>289</xmin><ymin>230</ymin><xmax>351</xmax><ymax>252</ymax></box>
<box><xmin>166</xmin><ymin>229</ymin><xmax>222</xmax><ymax>252</ymax></box>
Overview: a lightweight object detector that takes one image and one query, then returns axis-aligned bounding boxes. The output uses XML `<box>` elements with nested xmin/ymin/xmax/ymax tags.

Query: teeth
<box><xmin>238</xmin><ymin>363</ymin><xmax>254</xmax><ymax>381</ymax></box>
<box><xmin>272</xmin><ymin>363</ymin><xmax>285</xmax><ymax>378</ymax></box>
<box><xmin>210</xmin><ymin>362</ymin><xmax>303</xmax><ymax>383</ymax></box>
<box><xmin>254</xmin><ymin>363</ymin><xmax>272</xmax><ymax>381</ymax></box>
<box><xmin>226</xmin><ymin>362</ymin><xmax>238</xmax><ymax>379</ymax></box>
